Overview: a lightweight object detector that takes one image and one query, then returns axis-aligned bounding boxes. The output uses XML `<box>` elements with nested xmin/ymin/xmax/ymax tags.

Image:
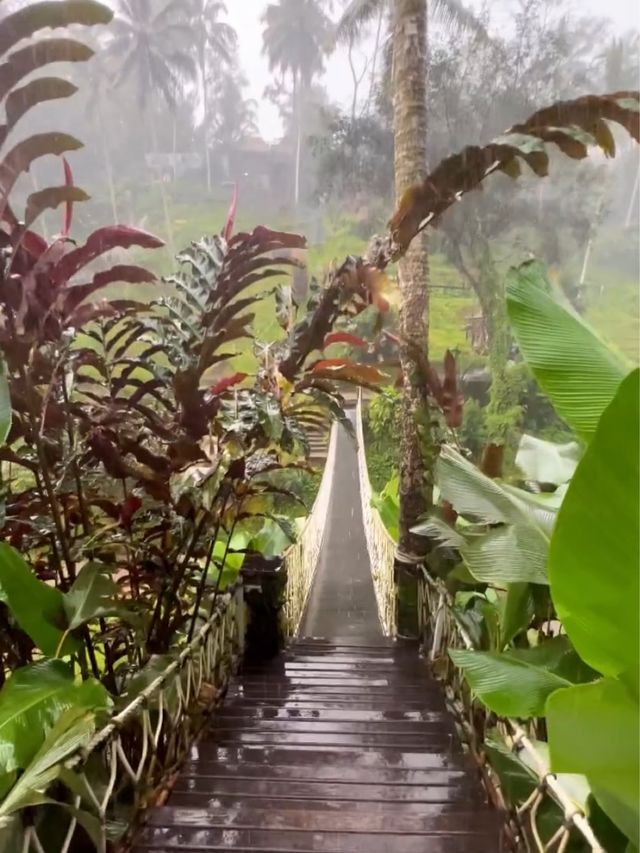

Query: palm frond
<box><xmin>335</xmin><ymin>0</ymin><xmax>383</xmax><ymax>44</ymax></box>
<box><xmin>432</xmin><ymin>0</ymin><xmax>490</xmax><ymax>42</ymax></box>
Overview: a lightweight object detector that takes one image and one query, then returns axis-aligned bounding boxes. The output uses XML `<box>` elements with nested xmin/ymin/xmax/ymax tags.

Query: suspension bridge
<box><xmin>21</xmin><ymin>399</ymin><xmax>603</xmax><ymax>853</ymax></box>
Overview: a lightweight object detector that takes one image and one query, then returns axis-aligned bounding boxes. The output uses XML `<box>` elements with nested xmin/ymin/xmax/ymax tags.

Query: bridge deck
<box><xmin>299</xmin><ymin>416</ymin><xmax>382</xmax><ymax>642</ymax></box>
<box><xmin>134</xmin><ymin>419</ymin><xmax>500</xmax><ymax>852</ymax></box>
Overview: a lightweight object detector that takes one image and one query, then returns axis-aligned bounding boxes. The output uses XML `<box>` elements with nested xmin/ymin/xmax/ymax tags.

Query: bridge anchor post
<box><xmin>394</xmin><ymin>560</ymin><xmax>420</xmax><ymax>639</ymax></box>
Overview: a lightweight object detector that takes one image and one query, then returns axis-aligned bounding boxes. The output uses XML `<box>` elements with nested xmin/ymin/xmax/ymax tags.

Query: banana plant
<box><xmin>506</xmin><ymin>260</ymin><xmax>631</xmax><ymax>442</ymax></box>
<box><xmin>438</xmin><ymin>260</ymin><xmax>638</xmax><ymax>849</ymax></box>
<box><xmin>452</xmin><ymin>369</ymin><xmax>638</xmax><ymax>849</ymax></box>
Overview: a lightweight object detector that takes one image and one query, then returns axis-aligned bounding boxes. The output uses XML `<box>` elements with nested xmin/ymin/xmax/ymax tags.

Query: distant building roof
<box><xmin>234</xmin><ymin>136</ymin><xmax>293</xmax><ymax>157</ymax></box>
<box><xmin>238</xmin><ymin>136</ymin><xmax>271</xmax><ymax>153</ymax></box>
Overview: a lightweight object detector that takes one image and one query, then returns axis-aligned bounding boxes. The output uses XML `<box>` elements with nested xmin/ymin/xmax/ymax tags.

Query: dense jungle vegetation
<box><xmin>0</xmin><ymin>0</ymin><xmax>637</xmax><ymax>850</ymax></box>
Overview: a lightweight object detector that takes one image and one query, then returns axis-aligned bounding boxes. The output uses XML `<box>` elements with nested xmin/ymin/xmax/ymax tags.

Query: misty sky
<box><xmin>226</xmin><ymin>0</ymin><xmax>639</xmax><ymax>142</ymax></box>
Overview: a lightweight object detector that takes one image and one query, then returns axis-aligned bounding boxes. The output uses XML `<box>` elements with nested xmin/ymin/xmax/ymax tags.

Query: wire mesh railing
<box><xmin>281</xmin><ymin>422</ymin><xmax>338</xmax><ymax>637</ymax></box>
<box><xmin>418</xmin><ymin>571</ymin><xmax>604</xmax><ymax>853</ymax></box>
<box><xmin>19</xmin><ymin>583</ymin><xmax>245</xmax><ymax>853</ymax></box>
<box><xmin>355</xmin><ymin>392</ymin><xmax>396</xmax><ymax>635</ymax></box>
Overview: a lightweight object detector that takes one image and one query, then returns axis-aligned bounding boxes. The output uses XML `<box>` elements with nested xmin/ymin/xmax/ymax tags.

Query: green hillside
<box><xmin>129</xmin><ymin>198</ymin><xmax>637</xmax><ymax>372</ymax></box>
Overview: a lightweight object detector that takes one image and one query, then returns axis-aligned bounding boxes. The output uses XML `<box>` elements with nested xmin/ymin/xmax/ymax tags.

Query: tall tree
<box><xmin>337</xmin><ymin>0</ymin><xmax>490</xmax><ymax>579</ymax></box>
<box><xmin>600</xmin><ymin>32</ymin><xmax>640</xmax><ymax>228</ymax></box>
<box><xmin>428</xmin><ymin>0</ymin><xmax>615</xmax><ymax>472</ymax></box>
<box><xmin>208</xmin><ymin>65</ymin><xmax>258</xmax><ymax>149</ymax></box>
<box><xmin>186</xmin><ymin>0</ymin><xmax>236</xmax><ymax>191</ymax></box>
<box><xmin>106</xmin><ymin>0</ymin><xmax>197</xmax><ymax>148</ymax></box>
<box><xmin>106</xmin><ymin>0</ymin><xmax>197</xmax><ymax>254</ymax></box>
<box><xmin>391</xmin><ymin>0</ymin><xmax>435</xmax><ymax>632</ymax></box>
<box><xmin>337</xmin><ymin>0</ymin><xmax>488</xmax><ymax>112</ymax></box>
<box><xmin>262</xmin><ymin>0</ymin><xmax>332</xmax><ymax>206</ymax></box>
<box><xmin>83</xmin><ymin>47</ymin><xmax>121</xmax><ymax>224</ymax></box>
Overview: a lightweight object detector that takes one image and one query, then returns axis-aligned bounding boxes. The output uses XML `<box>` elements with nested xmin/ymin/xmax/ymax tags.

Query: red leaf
<box><xmin>60</xmin><ymin>264</ymin><xmax>157</xmax><ymax>314</ymax></box>
<box><xmin>362</xmin><ymin>267</ymin><xmax>391</xmax><ymax>313</ymax></box>
<box><xmin>0</xmin><ymin>132</ymin><xmax>83</xmax><ymax>219</ymax></box>
<box><xmin>210</xmin><ymin>372</ymin><xmax>248</xmax><ymax>396</ymax></box>
<box><xmin>442</xmin><ymin>349</ymin><xmax>464</xmax><ymax>429</ymax></box>
<box><xmin>323</xmin><ymin>332</ymin><xmax>367</xmax><ymax>349</ymax></box>
<box><xmin>62</xmin><ymin>156</ymin><xmax>73</xmax><ymax>237</ymax></box>
<box><xmin>22</xmin><ymin>230</ymin><xmax>47</xmax><ymax>257</ymax></box>
<box><xmin>372</xmin><ymin>293</ymin><xmax>390</xmax><ymax>313</ymax></box>
<box><xmin>83</xmin><ymin>263</ymin><xmax>155</xmax><ymax>289</ymax></box>
<box><xmin>223</xmin><ymin>184</ymin><xmax>238</xmax><ymax>242</ymax></box>
<box><xmin>68</xmin><ymin>300</ymin><xmax>140</xmax><ymax>327</ymax></box>
<box><xmin>441</xmin><ymin>500</ymin><xmax>458</xmax><ymax>526</ymax></box>
<box><xmin>443</xmin><ymin>349</ymin><xmax>456</xmax><ymax>389</ymax></box>
<box><xmin>53</xmin><ymin>226</ymin><xmax>164</xmax><ymax>284</ymax></box>
<box><xmin>310</xmin><ymin>358</ymin><xmax>350</xmax><ymax>371</ymax></box>
<box><xmin>382</xmin><ymin>330</ymin><xmax>401</xmax><ymax>345</ymax></box>
<box><xmin>310</xmin><ymin>359</ymin><xmax>387</xmax><ymax>385</ymax></box>
<box><xmin>119</xmin><ymin>495</ymin><xmax>142</xmax><ymax>530</ymax></box>
<box><xmin>2</xmin><ymin>203</ymin><xmax>47</xmax><ymax>256</ymax></box>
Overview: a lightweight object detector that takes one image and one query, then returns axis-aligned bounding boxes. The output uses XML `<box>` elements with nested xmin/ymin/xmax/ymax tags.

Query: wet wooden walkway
<box><xmin>134</xmin><ymin>420</ymin><xmax>500</xmax><ymax>852</ymax></box>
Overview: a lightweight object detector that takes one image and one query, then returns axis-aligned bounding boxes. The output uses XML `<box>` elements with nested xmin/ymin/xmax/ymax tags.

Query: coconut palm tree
<box><xmin>337</xmin><ymin>0</ymin><xmax>488</xmax><ymax>112</ymax></box>
<box><xmin>185</xmin><ymin>0</ymin><xmax>236</xmax><ymax>190</ymax></box>
<box><xmin>209</xmin><ymin>67</ymin><xmax>258</xmax><ymax>149</ymax></box>
<box><xmin>601</xmin><ymin>32</ymin><xmax>639</xmax><ymax>91</ymax></box>
<box><xmin>261</xmin><ymin>0</ymin><xmax>332</xmax><ymax>207</ymax></box>
<box><xmin>389</xmin><ymin>0</ymin><xmax>434</xmax><ymax>615</ymax></box>
<box><xmin>600</xmin><ymin>32</ymin><xmax>640</xmax><ymax>228</ymax></box>
<box><xmin>337</xmin><ymin>0</ymin><xmax>489</xmax><ymax>593</ymax></box>
<box><xmin>83</xmin><ymin>46</ymin><xmax>122</xmax><ymax>224</ymax></box>
<box><xmin>106</xmin><ymin>0</ymin><xmax>197</xmax><ymax>147</ymax></box>
<box><xmin>106</xmin><ymin>0</ymin><xmax>198</xmax><ymax>255</ymax></box>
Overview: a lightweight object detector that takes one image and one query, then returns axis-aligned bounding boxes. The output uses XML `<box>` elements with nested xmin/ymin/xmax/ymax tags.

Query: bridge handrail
<box><xmin>19</xmin><ymin>583</ymin><xmax>244</xmax><ymax>853</ymax></box>
<box><xmin>355</xmin><ymin>392</ymin><xmax>396</xmax><ymax>635</ymax></box>
<box><xmin>281</xmin><ymin>421</ymin><xmax>338</xmax><ymax>637</ymax></box>
<box><xmin>419</xmin><ymin>571</ymin><xmax>603</xmax><ymax>852</ymax></box>
<box><xmin>353</xmin><ymin>399</ymin><xmax>602</xmax><ymax>852</ymax></box>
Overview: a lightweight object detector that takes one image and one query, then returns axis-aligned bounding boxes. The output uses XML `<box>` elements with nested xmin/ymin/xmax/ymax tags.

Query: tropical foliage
<box><xmin>379</xmin><ymin>93</ymin><xmax>639</xmax><ymax>264</ymax></box>
<box><xmin>261</xmin><ymin>0</ymin><xmax>332</xmax><ymax>205</ymax></box>
<box><xmin>0</xmin><ymin>2</ymin><xmax>388</xmax><ymax>840</ymax></box>
<box><xmin>415</xmin><ymin>261</ymin><xmax>638</xmax><ymax>849</ymax></box>
<box><xmin>106</xmin><ymin>0</ymin><xmax>197</xmax><ymax>110</ymax></box>
<box><xmin>0</xmin><ymin>0</ymin><xmax>637</xmax><ymax>847</ymax></box>
<box><xmin>358</xmin><ymin>87</ymin><xmax>638</xmax><ymax>848</ymax></box>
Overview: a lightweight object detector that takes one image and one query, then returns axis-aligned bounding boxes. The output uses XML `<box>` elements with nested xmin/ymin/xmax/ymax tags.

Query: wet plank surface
<box><xmin>297</xmin><ymin>418</ymin><xmax>382</xmax><ymax>642</ymax></box>
<box><xmin>134</xmin><ymin>641</ymin><xmax>500</xmax><ymax>852</ymax></box>
<box><xmin>133</xmin><ymin>420</ymin><xmax>499</xmax><ymax>851</ymax></box>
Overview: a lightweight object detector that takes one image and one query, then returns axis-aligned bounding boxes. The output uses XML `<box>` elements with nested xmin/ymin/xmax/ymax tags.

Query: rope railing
<box><xmin>19</xmin><ymin>583</ymin><xmax>245</xmax><ymax>853</ymax></box>
<box><xmin>419</xmin><ymin>564</ymin><xmax>603</xmax><ymax>853</ymax></box>
<box><xmin>355</xmin><ymin>392</ymin><xmax>396</xmax><ymax>635</ymax></box>
<box><xmin>17</xmin><ymin>421</ymin><xmax>338</xmax><ymax>851</ymax></box>
<box><xmin>281</xmin><ymin>422</ymin><xmax>338</xmax><ymax>637</ymax></box>
<box><xmin>353</xmin><ymin>396</ymin><xmax>601</xmax><ymax>852</ymax></box>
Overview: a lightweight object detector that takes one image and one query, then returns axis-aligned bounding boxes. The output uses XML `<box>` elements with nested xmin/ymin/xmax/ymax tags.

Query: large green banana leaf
<box><xmin>506</xmin><ymin>260</ymin><xmax>630</xmax><ymax>443</ymax></box>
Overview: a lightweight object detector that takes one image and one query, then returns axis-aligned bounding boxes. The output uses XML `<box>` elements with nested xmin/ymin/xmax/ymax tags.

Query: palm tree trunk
<box><xmin>364</xmin><ymin>6</ymin><xmax>385</xmax><ymax>115</ymax></box>
<box><xmin>293</xmin><ymin>72</ymin><xmax>301</xmax><ymax>208</ymax></box>
<box><xmin>148</xmin><ymin>110</ymin><xmax>175</xmax><ymax>258</ymax></box>
<box><xmin>172</xmin><ymin>115</ymin><xmax>178</xmax><ymax>182</ymax></box>
<box><xmin>347</xmin><ymin>36</ymin><xmax>365</xmax><ymax>124</ymax></box>
<box><xmin>348</xmin><ymin>39</ymin><xmax>358</xmax><ymax>123</ymax></box>
<box><xmin>201</xmin><ymin>57</ymin><xmax>212</xmax><ymax>193</ymax></box>
<box><xmin>96</xmin><ymin>97</ymin><xmax>118</xmax><ymax>224</ymax></box>
<box><xmin>476</xmin><ymin>254</ymin><xmax>515</xmax><ymax>479</ymax></box>
<box><xmin>624</xmin><ymin>166</ymin><xmax>639</xmax><ymax>229</ymax></box>
<box><xmin>392</xmin><ymin>0</ymin><xmax>434</xmax><ymax>634</ymax></box>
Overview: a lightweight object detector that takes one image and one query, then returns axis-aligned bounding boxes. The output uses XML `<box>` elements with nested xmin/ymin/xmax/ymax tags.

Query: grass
<box><xmin>585</xmin><ymin>270</ymin><xmax>639</xmax><ymax>363</ymax></box>
<box><xmin>119</xmin><ymin>190</ymin><xmax>638</xmax><ymax>375</ymax></box>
